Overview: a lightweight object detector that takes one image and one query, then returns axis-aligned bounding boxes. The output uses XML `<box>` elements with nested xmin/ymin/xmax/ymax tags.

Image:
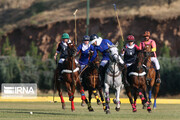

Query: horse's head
<box><xmin>136</xmin><ymin>50</ymin><xmax>145</xmax><ymax>70</ymax></box>
<box><xmin>143</xmin><ymin>43</ymin><xmax>152</xmax><ymax>58</ymax></box>
<box><xmin>67</xmin><ymin>43</ymin><xmax>77</xmax><ymax>57</ymax></box>
<box><xmin>107</xmin><ymin>43</ymin><xmax>119</xmax><ymax>63</ymax></box>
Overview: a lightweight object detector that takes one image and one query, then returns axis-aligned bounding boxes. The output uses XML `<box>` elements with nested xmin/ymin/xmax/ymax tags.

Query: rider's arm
<box><xmin>151</xmin><ymin>41</ymin><xmax>156</xmax><ymax>52</ymax></box>
<box><xmin>121</xmin><ymin>48</ymin><xmax>125</xmax><ymax>56</ymax></box>
<box><xmin>138</xmin><ymin>42</ymin><xmax>143</xmax><ymax>50</ymax></box>
<box><xmin>107</xmin><ymin>39</ymin><xmax>113</xmax><ymax>46</ymax></box>
<box><xmin>135</xmin><ymin>44</ymin><xmax>141</xmax><ymax>51</ymax></box>
<box><xmin>89</xmin><ymin>45</ymin><xmax>97</xmax><ymax>62</ymax></box>
<box><xmin>76</xmin><ymin>44</ymin><xmax>82</xmax><ymax>56</ymax></box>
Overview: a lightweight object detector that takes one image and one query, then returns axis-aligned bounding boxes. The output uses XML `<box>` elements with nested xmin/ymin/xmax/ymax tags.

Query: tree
<box><xmin>26</xmin><ymin>41</ymin><xmax>39</xmax><ymax>58</ymax></box>
<box><xmin>48</xmin><ymin>43</ymin><xmax>57</xmax><ymax>59</ymax></box>
<box><xmin>160</xmin><ymin>44</ymin><xmax>170</xmax><ymax>57</ymax></box>
<box><xmin>1</xmin><ymin>37</ymin><xmax>12</xmax><ymax>56</ymax></box>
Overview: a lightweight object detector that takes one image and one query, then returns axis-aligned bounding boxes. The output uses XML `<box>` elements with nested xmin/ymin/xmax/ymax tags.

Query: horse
<box><xmin>104</xmin><ymin>43</ymin><xmax>123</xmax><ymax>114</ymax></box>
<box><xmin>54</xmin><ymin>42</ymin><xmax>87</xmax><ymax>111</ymax></box>
<box><xmin>144</xmin><ymin>43</ymin><xmax>161</xmax><ymax>109</ymax></box>
<box><xmin>81</xmin><ymin>51</ymin><xmax>106</xmax><ymax>111</ymax></box>
<box><xmin>126</xmin><ymin>51</ymin><xmax>151</xmax><ymax>112</ymax></box>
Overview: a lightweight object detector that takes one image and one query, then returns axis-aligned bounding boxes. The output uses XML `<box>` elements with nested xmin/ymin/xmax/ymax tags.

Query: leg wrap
<box><xmin>68</xmin><ymin>93</ymin><xmax>74</xmax><ymax>101</ymax></box>
<box><xmin>80</xmin><ymin>89</ymin><xmax>86</xmax><ymax>100</ymax></box>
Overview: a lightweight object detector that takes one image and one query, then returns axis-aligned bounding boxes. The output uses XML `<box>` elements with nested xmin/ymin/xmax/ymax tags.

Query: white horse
<box><xmin>104</xmin><ymin>43</ymin><xmax>124</xmax><ymax>114</ymax></box>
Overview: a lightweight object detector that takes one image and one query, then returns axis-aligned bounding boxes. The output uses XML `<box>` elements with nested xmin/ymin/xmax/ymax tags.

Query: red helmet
<box><xmin>127</xmin><ymin>35</ymin><xmax>135</xmax><ymax>42</ymax></box>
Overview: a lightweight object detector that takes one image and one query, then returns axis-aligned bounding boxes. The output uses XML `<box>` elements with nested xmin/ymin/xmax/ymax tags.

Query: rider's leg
<box><xmin>99</xmin><ymin>60</ymin><xmax>108</xmax><ymax>88</ymax></box>
<box><xmin>151</xmin><ymin>57</ymin><xmax>161</xmax><ymax>83</ymax></box>
<box><xmin>80</xmin><ymin>64</ymin><xmax>86</xmax><ymax>87</ymax></box>
<box><xmin>58</xmin><ymin>58</ymin><xmax>65</xmax><ymax>80</ymax></box>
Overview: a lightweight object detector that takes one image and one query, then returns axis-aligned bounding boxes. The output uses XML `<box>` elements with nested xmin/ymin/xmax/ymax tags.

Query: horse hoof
<box><xmin>81</xmin><ymin>101</ymin><xmax>85</xmax><ymax>107</ymax></box>
<box><xmin>142</xmin><ymin>105</ymin><xmax>146</xmax><ymax>109</ymax></box>
<box><xmin>133</xmin><ymin>108</ymin><xmax>137</xmax><ymax>112</ymax></box>
<box><xmin>147</xmin><ymin>107</ymin><xmax>152</xmax><ymax>113</ymax></box>
<box><xmin>71</xmin><ymin>109</ymin><xmax>75</xmax><ymax>112</ymax></box>
<box><xmin>153</xmin><ymin>106</ymin><xmax>157</xmax><ymax>109</ymax></box>
<box><xmin>62</xmin><ymin>103</ymin><xmax>65</xmax><ymax>109</ymax></box>
<box><xmin>106</xmin><ymin>110</ymin><xmax>110</xmax><ymax>114</ymax></box>
<box><xmin>97</xmin><ymin>99</ymin><xmax>101</xmax><ymax>105</ymax></box>
<box><xmin>115</xmin><ymin>107</ymin><xmax>120</xmax><ymax>111</ymax></box>
<box><xmin>88</xmin><ymin>107</ymin><xmax>94</xmax><ymax>112</ymax></box>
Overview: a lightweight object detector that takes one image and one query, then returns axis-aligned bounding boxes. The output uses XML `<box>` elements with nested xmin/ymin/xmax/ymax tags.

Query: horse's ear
<box><xmin>115</xmin><ymin>42</ymin><xmax>119</xmax><ymax>47</ymax></box>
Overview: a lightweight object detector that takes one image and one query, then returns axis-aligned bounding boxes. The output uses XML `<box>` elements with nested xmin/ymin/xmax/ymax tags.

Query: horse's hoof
<box><xmin>142</xmin><ymin>105</ymin><xmax>146</xmax><ymax>109</ymax></box>
<box><xmin>133</xmin><ymin>108</ymin><xmax>137</xmax><ymax>112</ymax></box>
<box><xmin>153</xmin><ymin>106</ymin><xmax>157</xmax><ymax>109</ymax></box>
<box><xmin>115</xmin><ymin>107</ymin><xmax>120</xmax><ymax>111</ymax></box>
<box><xmin>62</xmin><ymin>103</ymin><xmax>65</xmax><ymax>109</ymax></box>
<box><xmin>97</xmin><ymin>99</ymin><xmax>101</xmax><ymax>105</ymax></box>
<box><xmin>88</xmin><ymin>107</ymin><xmax>94</xmax><ymax>112</ymax></box>
<box><xmin>71</xmin><ymin>109</ymin><xmax>75</xmax><ymax>112</ymax></box>
<box><xmin>106</xmin><ymin>110</ymin><xmax>110</xmax><ymax>114</ymax></box>
<box><xmin>147</xmin><ymin>107</ymin><xmax>152</xmax><ymax>113</ymax></box>
<box><xmin>81</xmin><ymin>101</ymin><xmax>85</xmax><ymax>107</ymax></box>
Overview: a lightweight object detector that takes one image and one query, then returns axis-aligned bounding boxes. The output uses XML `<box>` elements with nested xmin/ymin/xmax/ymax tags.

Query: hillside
<box><xmin>0</xmin><ymin>0</ymin><xmax>180</xmax><ymax>32</ymax></box>
<box><xmin>0</xmin><ymin>0</ymin><xmax>180</xmax><ymax>59</ymax></box>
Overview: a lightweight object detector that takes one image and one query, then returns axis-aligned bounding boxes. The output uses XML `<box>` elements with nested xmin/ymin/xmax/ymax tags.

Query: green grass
<box><xmin>0</xmin><ymin>102</ymin><xmax>180</xmax><ymax>120</ymax></box>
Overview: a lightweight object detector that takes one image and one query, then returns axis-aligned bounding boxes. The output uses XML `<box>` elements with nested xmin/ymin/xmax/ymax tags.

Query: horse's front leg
<box><xmin>115</xmin><ymin>86</ymin><xmax>121</xmax><ymax>111</ymax></box>
<box><xmin>125</xmin><ymin>86</ymin><xmax>136</xmax><ymax>112</ymax></box>
<box><xmin>76</xmin><ymin>76</ymin><xmax>86</xmax><ymax>101</ymax></box>
<box><xmin>98</xmin><ymin>87</ymin><xmax>106</xmax><ymax>111</ymax></box>
<box><xmin>87</xmin><ymin>90</ymin><xmax>94</xmax><ymax>112</ymax></box>
<box><xmin>104</xmin><ymin>83</ymin><xmax>110</xmax><ymax>114</ymax></box>
<box><xmin>57</xmin><ymin>81</ymin><xmax>65</xmax><ymax>109</ymax></box>
<box><xmin>92</xmin><ymin>88</ymin><xmax>101</xmax><ymax>105</ymax></box>
<box><xmin>65</xmin><ymin>82</ymin><xmax>75</xmax><ymax>111</ymax></box>
<box><xmin>153</xmin><ymin>82</ymin><xmax>160</xmax><ymax>109</ymax></box>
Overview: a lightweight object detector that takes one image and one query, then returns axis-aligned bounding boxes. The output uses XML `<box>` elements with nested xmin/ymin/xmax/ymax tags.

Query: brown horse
<box><xmin>81</xmin><ymin>51</ymin><xmax>106</xmax><ymax>111</ymax></box>
<box><xmin>144</xmin><ymin>43</ymin><xmax>160</xmax><ymax>109</ymax></box>
<box><xmin>54</xmin><ymin>43</ymin><xmax>87</xmax><ymax>111</ymax></box>
<box><xmin>125</xmin><ymin>51</ymin><xmax>151</xmax><ymax>112</ymax></box>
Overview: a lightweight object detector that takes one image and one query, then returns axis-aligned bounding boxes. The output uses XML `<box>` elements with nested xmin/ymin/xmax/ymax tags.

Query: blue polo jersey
<box><xmin>94</xmin><ymin>39</ymin><xmax>113</xmax><ymax>61</ymax></box>
<box><xmin>77</xmin><ymin>44</ymin><xmax>97</xmax><ymax>65</ymax></box>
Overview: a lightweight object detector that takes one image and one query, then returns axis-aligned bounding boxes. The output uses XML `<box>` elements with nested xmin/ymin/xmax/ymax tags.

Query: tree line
<box><xmin>0</xmin><ymin>37</ymin><xmax>179</xmax><ymax>96</ymax></box>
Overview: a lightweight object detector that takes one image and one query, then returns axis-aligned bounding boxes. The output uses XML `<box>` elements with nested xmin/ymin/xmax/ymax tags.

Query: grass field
<box><xmin>0</xmin><ymin>102</ymin><xmax>180</xmax><ymax>120</ymax></box>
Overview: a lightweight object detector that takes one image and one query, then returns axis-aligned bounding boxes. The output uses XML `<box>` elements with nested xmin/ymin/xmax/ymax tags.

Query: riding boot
<box><xmin>99</xmin><ymin>66</ymin><xmax>105</xmax><ymax>88</ymax></box>
<box><xmin>58</xmin><ymin>63</ymin><xmax>63</xmax><ymax>81</ymax></box>
<box><xmin>155</xmin><ymin>70</ymin><xmax>161</xmax><ymax>83</ymax></box>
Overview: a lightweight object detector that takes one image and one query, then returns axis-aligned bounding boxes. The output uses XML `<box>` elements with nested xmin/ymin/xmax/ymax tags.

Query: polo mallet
<box><xmin>52</xmin><ymin>58</ymin><xmax>58</xmax><ymax>103</ymax></box>
<box><xmin>113</xmin><ymin>4</ymin><xmax>124</xmax><ymax>42</ymax></box>
<box><xmin>73</xmin><ymin>9</ymin><xmax>78</xmax><ymax>45</ymax></box>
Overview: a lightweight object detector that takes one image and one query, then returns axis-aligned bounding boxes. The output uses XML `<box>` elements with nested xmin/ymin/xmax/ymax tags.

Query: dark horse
<box><xmin>81</xmin><ymin>51</ymin><xmax>106</xmax><ymax>111</ymax></box>
<box><xmin>144</xmin><ymin>43</ymin><xmax>160</xmax><ymax>109</ymax></box>
<box><xmin>125</xmin><ymin>51</ymin><xmax>151</xmax><ymax>112</ymax></box>
<box><xmin>54</xmin><ymin>43</ymin><xmax>87</xmax><ymax>111</ymax></box>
